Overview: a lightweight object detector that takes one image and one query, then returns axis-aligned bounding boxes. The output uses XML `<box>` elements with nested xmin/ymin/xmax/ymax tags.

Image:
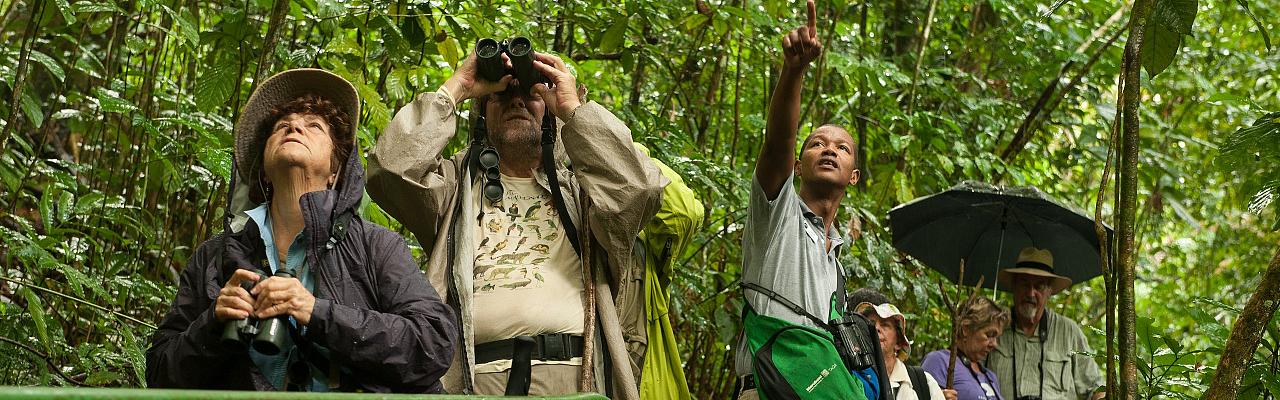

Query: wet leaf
<box><xmin>599</xmin><ymin>15</ymin><xmax>629</xmax><ymax>53</ymax></box>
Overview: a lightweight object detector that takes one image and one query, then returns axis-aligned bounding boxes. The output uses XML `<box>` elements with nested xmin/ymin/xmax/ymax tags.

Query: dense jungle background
<box><xmin>0</xmin><ymin>0</ymin><xmax>1278</xmax><ymax>398</ymax></box>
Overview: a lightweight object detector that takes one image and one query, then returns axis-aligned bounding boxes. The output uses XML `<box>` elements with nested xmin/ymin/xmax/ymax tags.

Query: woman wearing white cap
<box><xmin>850</xmin><ymin>288</ymin><xmax>953</xmax><ymax>400</ymax></box>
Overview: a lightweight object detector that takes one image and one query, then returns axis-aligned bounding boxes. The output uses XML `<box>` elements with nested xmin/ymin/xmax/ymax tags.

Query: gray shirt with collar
<box><xmin>734</xmin><ymin>173</ymin><xmax>847</xmax><ymax>375</ymax></box>
<box><xmin>987</xmin><ymin>308</ymin><xmax>1104</xmax><ymax>400</ymax></box>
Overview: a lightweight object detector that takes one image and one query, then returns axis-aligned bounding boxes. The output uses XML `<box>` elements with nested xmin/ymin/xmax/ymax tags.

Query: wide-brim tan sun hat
<box><xmin>997</xmin><ymin>247</ymin><xmax>1073</xmax><ymax>294</ymax></box>
<box><xmin>233</xmin><ymin>68</ymin><xmax>360</xmax><ymax>185</ymax></box>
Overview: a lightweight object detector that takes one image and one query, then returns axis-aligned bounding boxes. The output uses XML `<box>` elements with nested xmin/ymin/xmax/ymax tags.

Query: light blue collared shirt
<box><xmin>244</xmin><ymin>203</ymin><xmax>329</xmax><ymax>392</ymax></box>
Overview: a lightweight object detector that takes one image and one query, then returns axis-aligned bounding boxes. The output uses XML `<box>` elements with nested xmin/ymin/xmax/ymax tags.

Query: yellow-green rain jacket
<box><xmin>634</xmin><ymin>144</ymin><xmax>705</xmax><ymax>399</ymax></box>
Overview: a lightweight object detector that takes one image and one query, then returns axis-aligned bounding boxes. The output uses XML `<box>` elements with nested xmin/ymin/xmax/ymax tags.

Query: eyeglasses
<box><xmin>478</xmin><ymin>147</ymin><xmax>502</xmax><ymax>202</ymax></box>
<box><xmin>1016</xmin><ymin>279</ymin><xmax>1054</xmax><ymax>294</ymax></box>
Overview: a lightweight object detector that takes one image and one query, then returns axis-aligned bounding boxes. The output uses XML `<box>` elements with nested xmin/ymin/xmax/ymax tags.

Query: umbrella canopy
<box><xmin>888</xmin><ymin>181</ymin><xmax>1112</xmax><ymax>291</ymax></box>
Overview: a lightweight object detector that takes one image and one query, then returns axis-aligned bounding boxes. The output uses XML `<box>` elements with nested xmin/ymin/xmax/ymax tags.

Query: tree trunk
<box><xmin>999</xmin><ymin>4</ymin><xmax>1127</xmax><ymax>162</ymax></box>
<box><xmin>1000</xmin><ymin>26</ymin><xmax>1124</xmax><ymax>162</ymax></box>
<box><xmin>1116</xmin><ymin>1</ymin><xmax>1154</xmax><ymax>399</ymax></box>
<box><xmin>1204</xmin><ymin>249</ymin><xmax>1280</xmax><ymax>400</ymax></box>
<box><xmin>252</xmin><ymin>0</ymin><xmax>291</xmax><ymax>86</ymax></box>
<box><xmin>903</xmin><ymin>0</ymin><xmax>938</xmax><ymax>115</ymax></box>
<box><xmin>856</xmin><ymin>1</ymin><xmax>869</xmax><ymax>191</ymax></box>
<box><xmin>0</xmin><ymin>0</ymin><xmax>45</xmax><ymax>152</ymax></box>
<box><xmin>1094</xmin><ymin>70</ymin><xmax>1124</xmax><ymax>400</ymax></box>
<box><xmin>627</xmin><ymin>25</ymin><xmax>651</xmax><ymax>107</ymax></box>
<box><xmin>880</xmin><ymin>0</ymin><xmax>917</xmax><ymax>67</ymax></box>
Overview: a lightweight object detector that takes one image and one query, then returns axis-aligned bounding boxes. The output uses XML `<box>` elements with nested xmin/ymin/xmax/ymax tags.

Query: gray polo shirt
<box><xmin>734</xmin><ymin>173</ymin><xmax>846</xmax><ymax>375</ymax></box>
<box><xmin>986</xmin><ymin>309</ymin><xmax>1104</xmax><ymax>400</ymax></box>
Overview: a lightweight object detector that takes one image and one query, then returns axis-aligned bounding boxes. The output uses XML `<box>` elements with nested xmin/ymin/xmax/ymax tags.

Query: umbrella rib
<box><xmin>956</xmin><ymin>202</ymin><xmax>1008</xmax><ymax>285</ymax></box>
<box><xmin>1008</xmin><ymin>204</ymin><xmax>1041</xmax><ymax>249</ymax></box>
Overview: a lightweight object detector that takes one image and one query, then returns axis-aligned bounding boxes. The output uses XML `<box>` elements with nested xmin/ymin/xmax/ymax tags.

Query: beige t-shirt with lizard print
<box><xmin>471</xmin><ymin>174</ymin><xmax>586</xmax><ymax>370</ymax></box>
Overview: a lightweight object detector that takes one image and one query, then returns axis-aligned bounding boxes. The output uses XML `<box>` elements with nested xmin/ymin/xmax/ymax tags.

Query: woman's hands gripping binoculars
<box><xmin>216</xmin><ymin>268</ymin><xmax>314</xmax><ymax>355</ymax></box>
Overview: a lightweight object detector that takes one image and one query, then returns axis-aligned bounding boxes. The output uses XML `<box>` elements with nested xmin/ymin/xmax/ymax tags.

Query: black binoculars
<box><xmin>220</xmin><ymin>269</ymin><xmax>293</xmax><ymax>355</ymax></box>
<box><xmin>828</xmin><ymin>315</ymin><xmax>879</xmax><ymax>371</ymax></box>
<box><xmin>475</xmin><ymin>37</ymin><xmax>545</xmax><ymax>93</ymax></box>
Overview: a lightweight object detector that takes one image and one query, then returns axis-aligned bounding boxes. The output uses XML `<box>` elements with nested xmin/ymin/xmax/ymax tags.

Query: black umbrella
<box><xmin>888</xmin><ymin>181</ymin><xmax>1112</xmax><ymax>291</ymax></box>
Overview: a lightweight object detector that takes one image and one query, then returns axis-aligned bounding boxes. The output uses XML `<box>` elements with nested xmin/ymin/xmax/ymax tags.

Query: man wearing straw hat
<box><xmin>987</xmin><ymin>247</ymin><xmax>1104</xmax><ymax>400</ymax></box>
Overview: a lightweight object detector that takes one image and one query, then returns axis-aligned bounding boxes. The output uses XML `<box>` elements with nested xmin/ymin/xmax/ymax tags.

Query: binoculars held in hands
<box><xmin>475</xmin><ymin>37</ymin><xmax>545</xmax><ymax>94</ymax></box>
<box><xmin>220</xmin><ymin>269</ymin><xmax>294</xmax><ymax>355</ymax></box>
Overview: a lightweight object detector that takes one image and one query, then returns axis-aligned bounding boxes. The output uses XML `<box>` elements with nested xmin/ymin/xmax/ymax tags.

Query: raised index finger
<box><xmin>806</xmin><ymin>0</ymin><xmax>817</xmax><ymax>37</ymax></box>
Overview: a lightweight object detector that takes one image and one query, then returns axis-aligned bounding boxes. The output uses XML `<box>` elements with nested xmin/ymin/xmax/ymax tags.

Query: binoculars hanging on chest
<box><xmin>475</xmin><ymin>37</ymin><xmax>546</xmax><ymax>93</ymax></box>
<box><xmin>827</xmin><ymin>314</ymin><xmax>880</xmax><ymax>371</ymax></box>
<box><xmin>220</xmin><ymin>269</ymin><xmax>293</xmax><ymax>356</ymax></box>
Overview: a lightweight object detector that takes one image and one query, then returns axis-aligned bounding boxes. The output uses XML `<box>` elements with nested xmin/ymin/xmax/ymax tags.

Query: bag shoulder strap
<box><xmin>541</xmin><ymin>114</ymin><xmax>582</xmax><ymax>256</ymax></box>
<box><xmin>907</xmin><ymin>365</ymin><xmax>930</xmax><ymax>400</ymax></box>
<box><xmin>834</xmin><ymin>261</ymin><xmax>849</xmax><ymax>317</ymax></box>
<box><xmin>740</xmin><ymin>281</ymin><xmax>828</xmax><ymax>328</ymax></box>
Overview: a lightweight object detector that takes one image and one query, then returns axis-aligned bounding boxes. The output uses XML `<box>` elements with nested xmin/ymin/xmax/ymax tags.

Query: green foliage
<box><xmin>0</xmin><ymin>0</ymin><xmax>1274</xmax><ymax>396</ymax></box>
<box><xmin>1141</xmin><ymin>0</ymin><xmax>1198</xmax><ymax>78</ymax></box>
<box><xmin>1219</xmin><ymin>112</ymin><xmax>1280</xmax><ymax>229</ymax></box>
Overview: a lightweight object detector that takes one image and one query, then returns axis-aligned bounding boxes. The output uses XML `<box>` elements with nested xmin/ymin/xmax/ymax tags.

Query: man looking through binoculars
<box><xmin>367</xmin><ymin>39</ymin><xmax>666</xmax><ymax>399</ymax></box>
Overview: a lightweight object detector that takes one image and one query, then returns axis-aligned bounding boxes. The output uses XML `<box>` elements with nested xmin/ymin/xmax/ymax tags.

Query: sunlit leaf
<box><xmin>27</xmin><ymin>50</ymin><xmax>65</xmax><ymax>83</ymax></box>
<box><xmin>20</xmin><ymin>89</ymin><xmax>44</xmax><ymax>129</ymax></box>
<box><xmin>95</xmin><ymin>88</ymin><xmax>137</xmax><ymax>114</ymax></box>
<box><xmin>194</xmin><ymin>56</ymin><xmax>239</xmax><ymax>112</ymax></box>
<box><xmin>196</xmin><ymin>147</ymin><xmax>232</xmax><ymax>180</ymax></box>
<box><xmin>683</xmin><ymin>14</ymin><xmax>708</xmax><ymax>32</ymax></box>
<box><xmin>51</xmin><ymin>109</ymin><xmax>80</xmax><ymax>120</ymax></box>
<box><xmin>436</xmin><ymin>36</ymin><xmax>461</xmax><ymax>68</ymax></box>
<box><xmin>354</xmin><ymin>80</ymin><xmax>390</xmax><ymax>133</ymax></box>
<box><xmin>72</xmin><ymin>0</ymin><xmax>123</xmax><ymax>14</ymax></box>
<box><xmin>20</xmin><ymin>287</ymin><xmax>53</xmax><ymax>354</ymax></box>
<box><xmin>1141</xmin><ymin>0</ymin><xmax>1198</xmax><ymax>78</ymax></box>
<box><xmin>173</xmin><ymin>9</ymin><xmax>201</xmax><ymax>49</ymax></box>
<box><xmin>599</xmin><ymin>15</ymin><xmax>629</xmax><ymax>54</ymax></box>
<box><xmin>120</xmin><ymin>325</ymin><xmax>147</xmax><ymax>388</ymax></box>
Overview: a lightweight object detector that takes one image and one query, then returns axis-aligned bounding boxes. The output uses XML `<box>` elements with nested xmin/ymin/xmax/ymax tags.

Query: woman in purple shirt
<box><xmin>922</xmin><ymin>296</ymin><xmax>1010</xmax><ymax>400</ymax></box>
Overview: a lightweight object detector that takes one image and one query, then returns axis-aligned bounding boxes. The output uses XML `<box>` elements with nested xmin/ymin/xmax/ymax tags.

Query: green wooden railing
<box><xmin>0</xmin><ymin>387</ymin><xmax>608</xmax><ymax>400</ymax></box>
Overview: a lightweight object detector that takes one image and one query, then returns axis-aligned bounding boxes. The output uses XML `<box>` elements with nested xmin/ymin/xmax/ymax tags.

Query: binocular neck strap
<box><xmin>540</xmin><ymin>113</ymin><xmax>582</xmax><ymax>256</ymax></box>
<box><xmin>470</xmin><ymin>115</ymin><xmax>489</xmax><ymax>171</ymax></box>
<box><xmin>834</xmin><ymin>262</ymin><xmax>849</xmax><ymax>316</ymax></box>
<box><xmin>1010</xmin><ymin>314</ymin><xmax>1047</xmax><ymax>400</ymax></box>
<box><xmin>740</xmin><ymin>282</ymin><xmax>828</xmax><ymax>328</ymax></box>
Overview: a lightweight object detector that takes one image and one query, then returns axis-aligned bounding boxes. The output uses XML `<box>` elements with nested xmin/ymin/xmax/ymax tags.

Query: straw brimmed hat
<box><xmin>997</xmin><ymin>247</ymin><xmax>1073</xmax><ymax>294</ymax></box>
<box><xmin>233</xmin><ymin>69</ymin><xmax>360</xmax><ymax>186</ymax></box>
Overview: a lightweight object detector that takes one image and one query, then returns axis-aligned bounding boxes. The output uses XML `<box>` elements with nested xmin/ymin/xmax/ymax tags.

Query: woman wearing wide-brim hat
<box><xmin>145</xmin><ymin>69</ymin><xmax>457</xmax><ymax>393</ymax></box>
